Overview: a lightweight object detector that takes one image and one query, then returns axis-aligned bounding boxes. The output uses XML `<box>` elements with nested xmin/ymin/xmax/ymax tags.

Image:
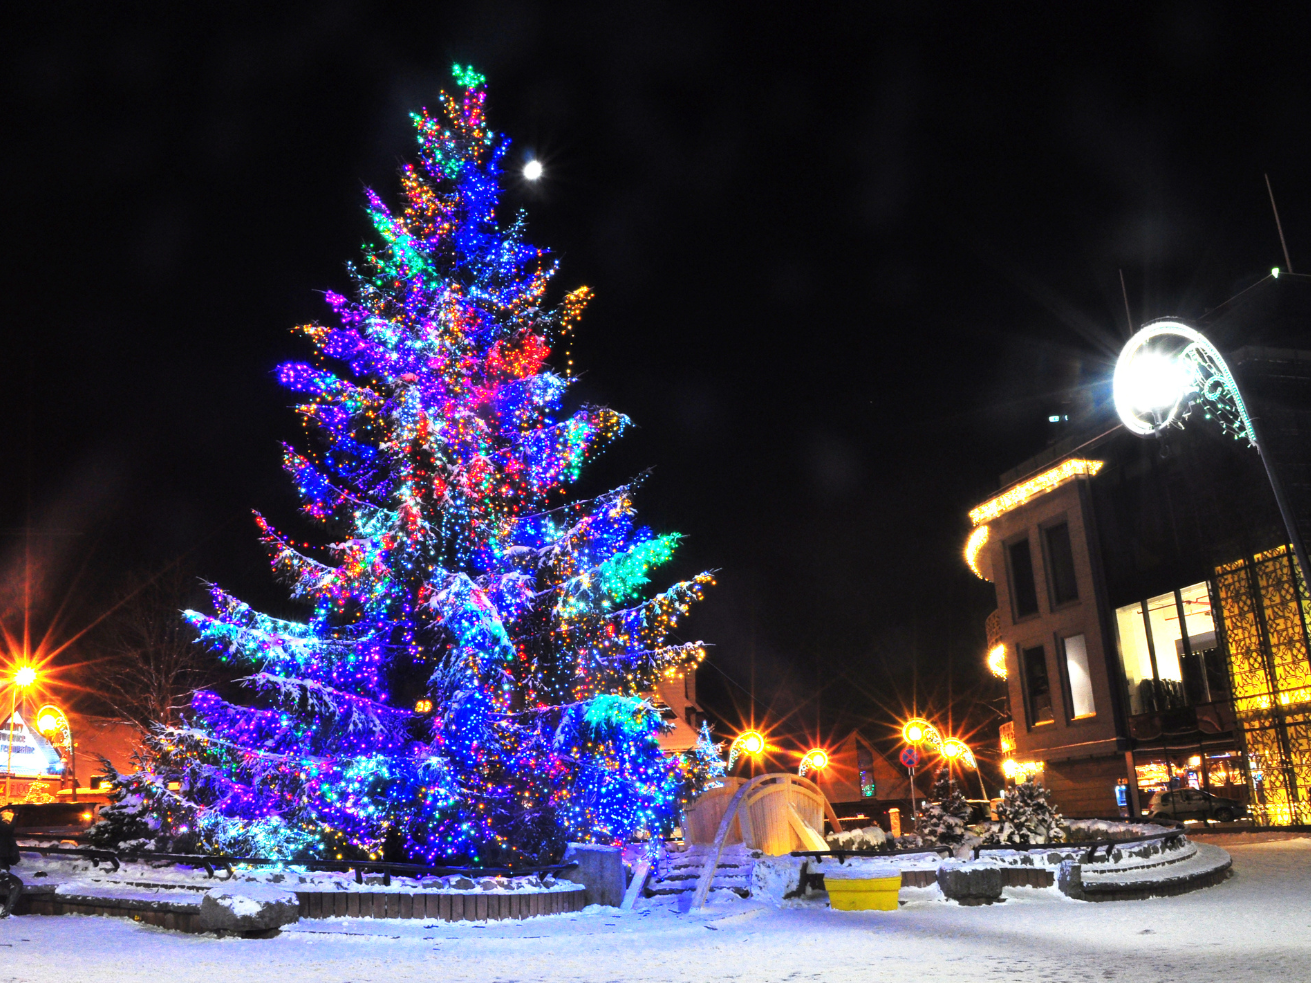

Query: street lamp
<box><xmin>36</xmin><ymin>704</ymin><xmax>75</xmax><ymax>803</ymax></box>
<box><xmin>900</xmin><ymin>717</ymin><xmax>941</xmax><ymax>831</ymax></box>
<box><xmin>941</xmin><ymin>737</ymin><xmax>988</xmax><ymax>800</ymax></box>
<box><xmin>798</xmin><ymin>747</ymin><xmax>829</xmax><ymax>777</ymax></box>
<box><xmin>1113</xmin><ymin>319</ymin><xmax>1311</xmax><ymax>591</ymax></box>
<box><xmin>726</xmin><ymin>729</ymin><xmax>767</xmax><ymax>771</ymax></box>
<box><xmin>4</xmin><ymin>664</ymin><xmax>39</xmax><ymax>805</ymax></box>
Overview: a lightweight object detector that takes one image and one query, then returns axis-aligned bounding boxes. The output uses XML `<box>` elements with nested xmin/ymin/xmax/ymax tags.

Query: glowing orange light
<box><xmin>986</xmin><ymin>643</ymin><xmax>1008</xmax><ymax>680</ymax></box>
<box><xmin>964</xmin><ymin>525</ymin><xmax>990</xmax><ymax>580</ymax></box>
<box><xmin>735</xmin><ymin>730</ymin><xmax>765</xmax><ymax>756</ymax></box>
<box><xmin>968</xmin><ymin>460</ymin><xmax>1104</xmax><ymax>526</ymax></box>
<box><xmin>801</xmin><ymin>748</ymin><xmax>829</xmax><ymax>771</ymax></box>
<box><xmin>13</xmin><ymin>665</ymin><xmax>37</xmax><ymax>688</ymax></box>
<box><xmin>414</xmin><ymin>698</ymin><xmax>433</xmax><ymax>714</ymax></box>
<box><xmin>940</xmin><ymin>738</ymin><xmax>977</xmax><ymax>769</ymax></box>
<box><xmin>902</xmin><ymin>718</ymin><xmax>940</xmax><ymax>747</ymax></box>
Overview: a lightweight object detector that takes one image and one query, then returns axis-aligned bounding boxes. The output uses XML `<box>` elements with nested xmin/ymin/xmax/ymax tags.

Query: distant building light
<box><xmin>1048</xmin><ymin>415</ymin><xmax>1060</xmax><ymax>423</ymax></box>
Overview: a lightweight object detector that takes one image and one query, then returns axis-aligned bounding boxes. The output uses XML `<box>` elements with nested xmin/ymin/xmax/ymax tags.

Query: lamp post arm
<box><xmin>1250</xmin><ymin>414</ymin><xmax>1311</xmax><ymax>598</ymax></box>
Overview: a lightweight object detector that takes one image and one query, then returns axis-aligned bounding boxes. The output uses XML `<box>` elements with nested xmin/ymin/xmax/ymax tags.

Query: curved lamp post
<box><xmin>941</xmin><ymin>737</ymin><xmax>988</xmax><ymax>800</ymax></box>
<box><xmin>36</xmin><ymin>704</ymin><xmax>75</xmax><ymax>803</ymax></box>
<box><xmin>726</xmin><ymin>729</ymin><xmax>766</xmax><ymax>771</ymax></box>
<box><xmin>798</xmin><ymin>747</ymin><xmax>829</xmax><ymax>778</ymax></box>
<box><xmin>1114</xmin><ymin>319</ymin><xmax>1311</xmax><ymax>591</ymax></box>
<box><xmin>900</xmin><ymin>717</ymin><xmax>942</xmax><ymax>829</ymax></box>
<box><xmin>4</xmin><ymin>664</ymin><xmax>39</xmax><ymax>805</ymax></box>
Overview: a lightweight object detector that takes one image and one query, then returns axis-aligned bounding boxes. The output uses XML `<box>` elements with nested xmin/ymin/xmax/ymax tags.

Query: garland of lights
<box><xmin>109</xmin><ymin>66</ymin><xmax>716</xmax><ymax>863</ymax></box>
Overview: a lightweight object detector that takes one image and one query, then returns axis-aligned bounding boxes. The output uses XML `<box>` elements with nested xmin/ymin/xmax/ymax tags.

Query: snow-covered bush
<box><xmin>826</xmin><ymin>824</ymin><xmax>887</xmax><ymax>851</ymax></box>
<box><xmin>986</xmin><ymin>779</ymin><xmax>1066</xmax><ymax>845</ymax></box>
<box><xmin>920</xmin><ymin>770</ymin><xmax>972</xmax><ymax>847</ymax></box>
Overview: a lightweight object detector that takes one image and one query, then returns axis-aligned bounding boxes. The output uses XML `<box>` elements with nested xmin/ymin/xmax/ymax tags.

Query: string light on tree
<box><xmin>93</xmin><ymin>65</ymin><xmax>716</xmax><ymax>863</ymax></box>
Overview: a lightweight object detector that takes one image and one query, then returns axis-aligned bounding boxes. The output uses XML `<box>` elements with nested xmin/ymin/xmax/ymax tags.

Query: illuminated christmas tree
<box><xmin>101</xmin><ymin>66</ymin><xmax>714</xmax><ymax>864</ymax></box>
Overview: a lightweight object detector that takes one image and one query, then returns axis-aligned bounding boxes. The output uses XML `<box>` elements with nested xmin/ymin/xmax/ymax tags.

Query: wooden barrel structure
<box><xmin>682</xmin><ymin>777</ymin><xmax>745</xmax><ymax>845</ymax></box>
<box><xmin>686</xmin><ymin>773</ymin><xmax>843</xmax><ymax>909</ymax></box>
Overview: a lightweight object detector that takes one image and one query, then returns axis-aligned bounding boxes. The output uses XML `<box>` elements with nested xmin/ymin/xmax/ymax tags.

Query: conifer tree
<box><xmin>919</xmin><ymin>769</ymin><xmax>972</xmax><ymax>847</ymax></box>
<box><xmin>991</xmin><ymin>779</ymin><xmax>1066</xmax><ymax>845</ymax></box>
<box><xmin>96</xmin><ymin>67</ymin><xmax>714</xmax><ymax>863</ymax></box>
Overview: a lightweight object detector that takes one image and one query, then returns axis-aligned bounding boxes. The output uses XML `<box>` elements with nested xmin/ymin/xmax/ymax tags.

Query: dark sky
<box><xmin>7</xmin><ymin>4</ymin><xmax>1311</xmax><ymax>763</ymax></box>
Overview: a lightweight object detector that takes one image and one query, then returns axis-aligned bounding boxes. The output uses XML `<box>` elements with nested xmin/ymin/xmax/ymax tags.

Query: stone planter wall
<box><xmin>295</xmin><ymin>885</ymin><xmax>586</xmax><ymax>921</ymax></box>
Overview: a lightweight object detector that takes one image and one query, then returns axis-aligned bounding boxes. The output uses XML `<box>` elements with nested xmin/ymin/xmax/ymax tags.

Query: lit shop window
<box><xmin>1062</xmin><ymin>634</ymin><xmax>1096</xmax><ymax>719</ymax></box>
<box><xmin>1115</xmin><ymin>582</ymin><xmax>1224</xmax><ymax>715</ymax></box>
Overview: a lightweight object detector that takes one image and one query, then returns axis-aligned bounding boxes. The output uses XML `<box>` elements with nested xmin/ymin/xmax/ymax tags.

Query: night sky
<box><xmin>7</xmin><ymin>5</ymin><xmax>1311</xmax><ymax>767</ymax></box>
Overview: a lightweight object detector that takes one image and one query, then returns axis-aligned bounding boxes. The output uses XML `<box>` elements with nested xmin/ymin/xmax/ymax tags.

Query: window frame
<box><xmin>1007</xmin><ymin>533</ymin><xmax>1042</xmax><ymax>622</ymax></box>
<box><xmin>1020</xmin><ymin>642</ymin><xmax>1055</xmax><ymax>728</ymax></box>
<box><xmin>1041</xmin><ymin>518</ymin><xmax>1080</xmax><ymax>608</ymax></box>
<box><xmin>1058</xmin><ymin>631</ymin><xmax>1098</xmax><ymax>722</ymax></box>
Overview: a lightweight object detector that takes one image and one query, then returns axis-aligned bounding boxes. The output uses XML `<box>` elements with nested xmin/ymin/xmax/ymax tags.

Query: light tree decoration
<box><xmin>1113</xmin><ymin>319</ymin><xmax>1311</xmax><ymax>591</ymax></box>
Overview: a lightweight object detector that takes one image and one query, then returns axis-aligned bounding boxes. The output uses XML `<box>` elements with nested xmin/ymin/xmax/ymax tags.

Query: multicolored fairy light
<box><xmin>99</xmin><ymin>67</ymin><xmax>715</xmax><ymax>863</ymax></box>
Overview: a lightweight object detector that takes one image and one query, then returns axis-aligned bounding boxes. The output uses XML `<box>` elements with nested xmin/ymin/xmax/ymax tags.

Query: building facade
<box><xmin>965</xmin><ymin>311</ymin><xmax>1311</xmax><ymax>823</ymax></box>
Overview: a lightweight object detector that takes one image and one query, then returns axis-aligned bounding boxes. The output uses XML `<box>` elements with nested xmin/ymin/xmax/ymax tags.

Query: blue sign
<box><xmin>899</xmin><ymin>746</ymin><xmax>921</xmax><ymax>769</ymax></box>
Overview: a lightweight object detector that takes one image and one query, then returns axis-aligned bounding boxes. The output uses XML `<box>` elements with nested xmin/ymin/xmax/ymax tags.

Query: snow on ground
<box><xmin>4</xmin><ymin>839</ymin><xmax>1311</xmax><ymax>983</ymax></box>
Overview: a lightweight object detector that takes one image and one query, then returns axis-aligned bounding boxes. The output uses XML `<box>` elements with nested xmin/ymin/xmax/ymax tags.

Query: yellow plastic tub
<box><xmin>823</xmin><ymin>867</ymin><xmax>902</xmax><ymax>911</ymax></box>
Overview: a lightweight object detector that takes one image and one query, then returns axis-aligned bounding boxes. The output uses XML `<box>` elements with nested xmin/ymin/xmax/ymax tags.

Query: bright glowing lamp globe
<box><xmin>737</xmin><ymin>730</ymin><xmax>765</xmax><ymax>756</ymax></box>
<box><xmin>522</xmin><ymin>159</ymin><xmax>543</xmax><ymax>181</ymax></box>
<box><xmin>14</xmin><ymin>665</ymin><xmax>37</xmax><ymax>688</ymax></box>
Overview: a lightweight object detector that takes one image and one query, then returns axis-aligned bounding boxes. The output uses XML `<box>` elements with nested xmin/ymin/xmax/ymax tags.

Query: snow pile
<box><xmin>826</xmin><ymin>825</ymin><xmax>887</xmax><ymax>851</ymax></box>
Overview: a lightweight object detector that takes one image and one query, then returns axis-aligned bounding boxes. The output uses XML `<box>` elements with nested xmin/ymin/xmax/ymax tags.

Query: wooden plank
<box><xmin>372</xmin><ymin>894</ymin><xmax>386</xmax><ymax>920</ymax></box>
<box><xmin>345</xmin><ymin>893</ymin><xmax>360</xmax><ymax>918</ymax></box>
<box><xmin>438</xmin><ymin>893</ymin><xmax>452</xmax><ymax>922</ymax></box>
<box><xmin>397</xmin><ymin>894</ymin><xmax>411</xmax><ymax>919</ymax></box>
<box><xmin>451</xmin><ymin>893</ymin><xmax>466</xmax><ymax>922</ymax></box>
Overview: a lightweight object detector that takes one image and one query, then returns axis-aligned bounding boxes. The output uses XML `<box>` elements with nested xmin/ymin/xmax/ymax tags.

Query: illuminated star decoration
<box><xmin>113</xmin><ymin>65</ymin><xmax>715</xmax><ymax>863</ymax></box>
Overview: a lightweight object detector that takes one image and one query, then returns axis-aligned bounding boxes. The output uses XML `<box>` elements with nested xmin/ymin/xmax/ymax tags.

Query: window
<box><xmin>1044</xmin><ymin>523</ymin><xmax>1079</xmax><ymax>605</ymax></box>
<box><xmin>1114</xmin><ymin>581</ymin><xmax>1220</xmax><ymax>714</ymax></box>
<box><xmin>1009</xmin><ymin>538</ymin><xmax>1040</xmax><ymax>619</ymax></box>
<box><xmin>1022</xmin><ymin>645</ymin><xmax>1054</xmax><ymax>725</ymax></box>
<box><xmin>1062</xmin><ymin>634</ymin><xmax>1096</xmax><ymax>719</ymax></box>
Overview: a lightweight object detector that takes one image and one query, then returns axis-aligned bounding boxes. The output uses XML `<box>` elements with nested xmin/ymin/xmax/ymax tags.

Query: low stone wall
<box><xmin>15</xmin><ymin>883</ymin><xmax>587</xmax><ymax>931</ymax></box>
<box><xmin>18</xmin><ymin>890</ymin><xmax>202</xmax><ymax>933</ymax></box>
<box><xmin>295</xmin><ymin>886</ymin><xmax>586</xmax><ymax>921</ymax></box>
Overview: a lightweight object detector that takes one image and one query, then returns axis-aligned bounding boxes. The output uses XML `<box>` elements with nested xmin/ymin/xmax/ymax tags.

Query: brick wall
<box><xmin>1042</xmin><ymin>755</ymin><xmax>1126</xmax><ymax>818</ymax></box>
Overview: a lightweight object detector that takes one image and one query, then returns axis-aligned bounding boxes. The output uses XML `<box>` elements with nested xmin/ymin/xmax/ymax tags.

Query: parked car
<box><xmin>1145</xmin><ymin>788</ymin><xmax>1247</xmax><ymax>823</ymax></box>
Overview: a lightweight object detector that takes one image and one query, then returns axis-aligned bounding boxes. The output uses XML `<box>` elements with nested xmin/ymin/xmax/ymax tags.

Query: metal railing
<box><xmin>790</xmin><ymin>844</ymin><xmax>953</xmax><ymax>864</ymax></box>
<box><xmin>972</xmin><ymin>827</ymin><xmax>1186</xmax><ymax>863</ymax></box>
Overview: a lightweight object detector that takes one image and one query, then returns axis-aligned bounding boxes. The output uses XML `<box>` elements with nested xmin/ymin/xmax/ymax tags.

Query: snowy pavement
<box><xmin>4</xmin><ymin>839</ymin><xmax>1311</xmax><ymax>982</ymax></box>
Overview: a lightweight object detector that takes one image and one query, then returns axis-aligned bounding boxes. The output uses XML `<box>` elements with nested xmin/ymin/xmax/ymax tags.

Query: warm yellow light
<box><xmin>940</xmin><ymin>738</ymin><xmax>977</xmax><ymax>769</ymax></box>
<box><xmin>38</xmin><ymin>712</ymin><xmax>58</xmax><ymax>733</ymax></box>
<box><xmin>964</xmin><ymin>525</ymin><xmax>990</xmax><ymax>580</ymax></box>
<box><xmin>414</xmin><ymin>698</ymin><xmax>433</xmax><ymax>714</ymax></box>
<box><xmin>986</xmin><ymin>643</ymin><xmax>1008</xmax><ymax>680</ymax></box>
<box><xmin>902</xmin><ymin>717</ymin><xmax>941</xmax><ymax>748</ymax></box>
<box><xmin>968</xmin><ymin>459</ymin><xmax>1104</xmax><ymax>526</ymax></box>
<box><xmin>802</xmin><ymin>748</ymin><xmax>829</xmax><ymax>770</ymax></box>
<box><xmin>1004</xmin><ymin>759</ymin><xmax>1044</xmax><ymax>781</ymax></box>
<box><xmin>735</xmin><ymin>730</ymin><xmax>765</xmax><ymax>756</ymax></box>
<box><xmin>13</xmin><ymin>665</ymin><xmax>38</xmax><ymax>688</ymax></box>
